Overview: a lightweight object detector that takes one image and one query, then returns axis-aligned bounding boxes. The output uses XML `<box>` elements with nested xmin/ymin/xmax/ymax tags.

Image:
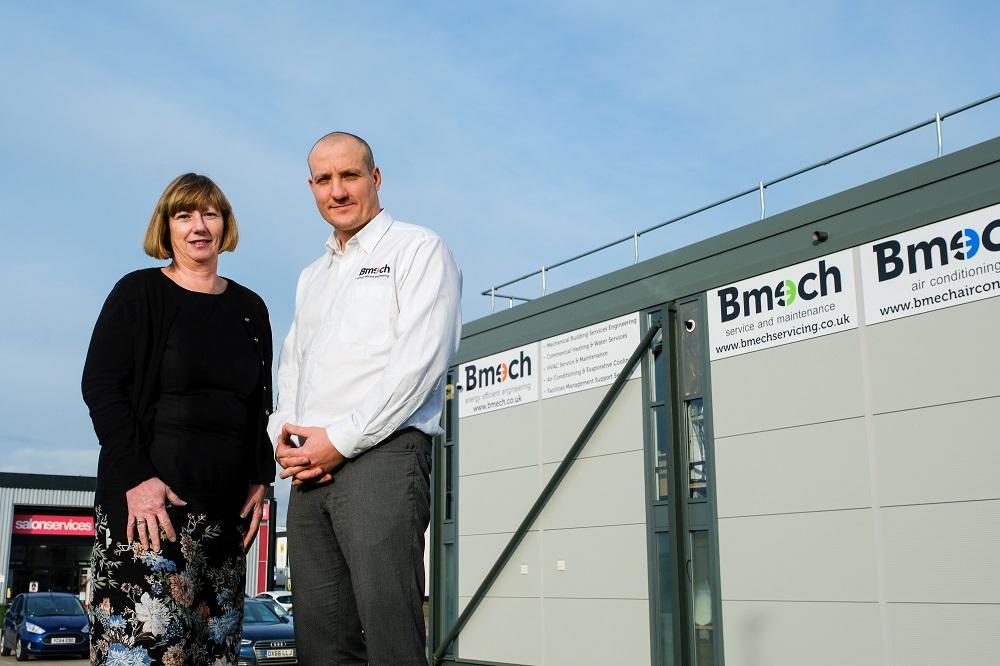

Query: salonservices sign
<box><xmin>13</xmin><ymin>514</ymin><xmax>94</xmax><ymax>537</ymax></box>
<box><xmin>707</xmin><ymin>250</ymin><xmax>859</xmax><ymax>360</ymax></box>
<box><xmin>860</xmin><ymin>202</ymin><xmax>1000</xmax><ymax>325</ymax></box>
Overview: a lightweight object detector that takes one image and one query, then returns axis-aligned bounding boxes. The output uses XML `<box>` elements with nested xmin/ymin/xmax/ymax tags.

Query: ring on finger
<box><xmin>136</xmin><ymin>519</ymin><xmax>146</xmax><ymax>524</ymax></box>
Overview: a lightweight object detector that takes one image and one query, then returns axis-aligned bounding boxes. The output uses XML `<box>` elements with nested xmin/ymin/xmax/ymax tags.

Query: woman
<box><xmin>82</xmin><ymin>173</ymin><xmax>274</xmax><ymax>665</ymax></box>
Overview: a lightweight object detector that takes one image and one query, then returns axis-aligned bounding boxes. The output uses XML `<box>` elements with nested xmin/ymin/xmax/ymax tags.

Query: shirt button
<box><xmin>244</xmin><ymin>317</ymin><xmax>250</xmax><ymax>323</ymax></box>
<box><xmin>265</xmin><ymin>409</ymin><xmax>271</xmax><ymax>416</ymax></box>
<box><xmin>253</xmin><ymin>337</ymin><xmax>259</xmax><ymax>343</ymax></box>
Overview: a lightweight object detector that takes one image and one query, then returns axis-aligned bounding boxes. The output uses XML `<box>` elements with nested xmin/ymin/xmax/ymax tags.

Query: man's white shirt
<box><xmin>267</xmin><ymin>210</ymin><xmax>462</xmax><ymax>458</ymax></box>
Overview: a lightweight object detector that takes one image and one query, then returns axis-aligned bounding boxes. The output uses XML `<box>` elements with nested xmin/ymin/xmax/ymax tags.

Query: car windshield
<box><xmin>25</xmin><ymin>596</ymin><xmax>85</xmax><ymax>617</ymax></box>
<box><xmin>260</xmin><ymin>599</ymin><xmax>290</xmax><ymax>619</ymax></box>
<box><xmin>243</xmin><ymin>601</ymin><xmax>282</xmax><ymax>624</ymax></box>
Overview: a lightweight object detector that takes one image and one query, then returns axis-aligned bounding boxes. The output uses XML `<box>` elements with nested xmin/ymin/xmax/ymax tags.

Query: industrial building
<box><xmin>428</xmin><ymin>130</ymin><xmax>1000</xmax><ymax>666</ymax></box>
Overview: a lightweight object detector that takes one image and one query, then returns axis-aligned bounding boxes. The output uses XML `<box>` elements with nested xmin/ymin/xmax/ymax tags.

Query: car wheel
<box><xmin>14</xmin><ymin>638</ymin><xmax>28</xmax><ymax>661</ymax></box>
<box><xmin>0</xmin><ymin>636</ymin><xmax>10</xmax><ymax>656</ymax></box>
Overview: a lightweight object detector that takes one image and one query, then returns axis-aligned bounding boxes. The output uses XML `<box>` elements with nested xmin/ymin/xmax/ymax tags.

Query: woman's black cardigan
<box><xmin>82</xmin><ymin>268</ymin><xmax>275</xmax><ymax>495</ymax></box>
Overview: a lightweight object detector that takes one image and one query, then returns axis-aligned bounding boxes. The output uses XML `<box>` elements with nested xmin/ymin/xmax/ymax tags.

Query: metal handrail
<box><xmin>431</xmin><ymin>321</ymin><xmax>662</xmax><ymax>664</ymax></box>
<box><xmin>482</xmin><ymin>91</ymin><xmax>1000</xmax><ymax>311</ymax></box>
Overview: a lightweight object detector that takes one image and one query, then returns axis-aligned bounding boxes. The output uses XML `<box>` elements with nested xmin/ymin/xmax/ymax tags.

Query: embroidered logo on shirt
<box><xmin>358</xmin><ymin>264</ymin><xmax>392</xmax><ymax>279</ymax></box>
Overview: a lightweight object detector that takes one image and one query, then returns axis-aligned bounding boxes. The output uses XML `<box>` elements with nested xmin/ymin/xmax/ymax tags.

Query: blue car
<box><xmin>238</xmin><ymin>597</ymin><xmax>296</xmax><ymax>665</ymax></box>
<box><xmin>1</xmin><ymin>592</ymin><xmax>89</xmax><ymax>661</ymax></box>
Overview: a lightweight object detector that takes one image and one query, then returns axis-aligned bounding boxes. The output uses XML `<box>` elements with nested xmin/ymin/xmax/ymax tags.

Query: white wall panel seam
<box><xmin>719</xmin><ymin>506</ymin><xmax>872</xmax><ymax>520</ymax></box>
<box><xmin>535</xmin><ymin>383</ymin><xmax>547</xmax><ymax>665</ymax></box>
<box><xmin>871</xmin><ymin>391</ymin><xmax>1000</xmax><ymax>417</ymax></box>
<box><xmin>881</xmin><ymin>497</ymin><xmax>1000</xmax><ymax>509</ymax></box>
<box><xmin>853</xmin><ymin>246</ymin><xmax>894</xmax><ymax>666</ymax></box>
<box><xmin>887</xmin><ymin>601</ymin><xmax>1000</xmax><ymax>606</ymax></box>
<box><xmin>714</xmin><ymin>414</ymin><xmax>865</xmax><ymax>440</ymax></box>
<box><xmin>542</xmin><ymin>447</ymin><xmax>644</xmax><ymax>464</ymax></box>
<box><xmin>458</xmin><ymin>529</ymin><xmax>538</xmax><ymax>537</ymax></box>
<box><xmin>721</xmin><ymin>598</ymin><xmax>880</xmax><ymax>603</ymax></box>
<box><xmin>459</xmin><ymin>463</ymin><xmax>539</xmax><ymax>479</ymax></box>
<box><xmin>536</xmin><ymin>522</ymin><xmax>645</xmax><ymax>532</ymax></box>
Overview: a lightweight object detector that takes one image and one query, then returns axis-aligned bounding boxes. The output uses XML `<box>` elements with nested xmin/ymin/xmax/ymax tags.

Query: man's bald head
<box><xmin>309</xmin><ymin>132</ymin><xmax>375</xmax><ymax>173</ymax></box>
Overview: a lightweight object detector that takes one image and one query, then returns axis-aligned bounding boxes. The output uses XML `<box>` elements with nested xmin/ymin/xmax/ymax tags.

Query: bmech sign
<box><xmin>540</xmin><ymin>312</ymin><xmax>640</xmax><ymax>399</ymax></box>
<box><xmin>13</xmin><ymin>514</ymin><xmax>94</xmax><ymax>537</ymax></box>
<box><xmin>458</xmin><ymin>343</ymin><xmax>540</xmax><ymax>418</ymax></box>
<box><xmin>707</xmin><ymin>250</ymin><xmax>858</xmax><ymax>360</ymax></box>
<box><xmin>860</xmin><ymin>203</ymin><xmax>1000</xmax><ymax>325</ymax></box>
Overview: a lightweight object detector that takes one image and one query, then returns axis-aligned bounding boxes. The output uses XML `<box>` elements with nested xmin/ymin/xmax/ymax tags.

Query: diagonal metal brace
<box><xmin>432</xmin><ymin>320</ymin><xmax>663</xmax><ymax>663</ymax></box>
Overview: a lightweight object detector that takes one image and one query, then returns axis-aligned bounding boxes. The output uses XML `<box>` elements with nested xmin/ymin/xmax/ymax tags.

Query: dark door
<box><xmin>644</xmin><ymin>298</ymin><xmax>723</xmax><ymax>666</ymax></box>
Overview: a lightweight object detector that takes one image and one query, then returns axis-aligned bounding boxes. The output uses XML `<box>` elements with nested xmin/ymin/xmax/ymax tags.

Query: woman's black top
<box><xmin>150</xmin><ymin>275</ymin><xmax>261</xmax><ymax>512</ymax></box>
<box><xmin>82</xmin><ymin>268</ymin><xmax>274</xmax><ymax>505</ymax></box>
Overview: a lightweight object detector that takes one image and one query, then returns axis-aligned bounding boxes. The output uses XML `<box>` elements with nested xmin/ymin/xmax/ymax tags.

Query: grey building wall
<box><xmin>709</xmin><ymin>244</ymin><xmax>1000</xmax><ymax>666</ymax></box>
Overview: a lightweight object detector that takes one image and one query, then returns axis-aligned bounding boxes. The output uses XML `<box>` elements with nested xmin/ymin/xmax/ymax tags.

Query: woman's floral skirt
<box><xmin>88</xmin><ymin>504</ymin><xmax>247</xmax><ymax>665</ymax></box>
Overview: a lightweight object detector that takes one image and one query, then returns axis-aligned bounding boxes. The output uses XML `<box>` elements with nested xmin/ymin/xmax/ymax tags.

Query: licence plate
<box><xmin>265</xmin><ymin>648</ymin><xmax>295</xmax><ymax>658</ymax></box>
<box><xmin>51</xmin><ymin>637</ymin><xmax>76</xmax><ymax>644</ymax></box>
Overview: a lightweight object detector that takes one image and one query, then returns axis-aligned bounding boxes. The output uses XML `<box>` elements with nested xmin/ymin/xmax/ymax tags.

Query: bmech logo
<box><xmin>464</xmin><ymin>350</ymin><xmax>533</xmax><ymax>391</ymax></box>
<box><xmin>717</xmin><ymin>259</ymin><xmax>843</xmax><ymax>323</ymax></box>
<box><xmin>358</xmin><ymin>264</ymin><xmax>391</xmax><ymax>279</ymax></box>
<box><xmin>872</xmin><ymin>218</ymin><xmax>1000</xmax><ymax>282</ymax></box>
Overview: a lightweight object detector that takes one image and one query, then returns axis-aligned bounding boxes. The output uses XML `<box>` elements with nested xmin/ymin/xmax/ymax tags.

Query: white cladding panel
<box><xmin>458</xmin><ymin>401</ymin><xmax>540</xmax><ymax>476</ymax></box>
<box><xmin>458</xmin><ymin>531</ymin><xmax>541</xmax><ymax>598</ymax></box>
<box><xmin>540</xmin><ymin>379</ymin><xmax>644</xmax><ymax>463</ymax></box>
<box><xmin>710</xmin><ymin>329</ymin><xmax>864</xmax><ymax>437</ymax></box>
<box><xmin>715</xmin><ymin>418</ymin><xmax>871</xmax><ymax>517</ymax></box>
<box><xmin>875</xmin><ymin>397</ymin><xmax>1000</xmax><ymax>506</ymax></box>
<box><xmin>543</xmin><ymin>598</ymin><xmax>651</xmax><ymax>666</ymax></box>
<box><xmin>866</xmin><ymin>296</ymin><xmax>1000</xmax><ymax>413</ymax></box>
<box><xmin>888</xmin><ymin>603</ymin><xmax>1000</xmax><ymax>666</ymax></box>
<box><xmin>722</xmin><ymin>601</ymin><xmax>883</xmax><ymax>666</ymax></box>
<box><xmin>459</xmin><ymin>466</ymin><xmax>540</xmax><ymax>536</ymax></box>
<box><xmin>718</xmin><ymin>510</ymin><xmax>878</xmax><ymax>603</ymax></box>
<box><xmin>539</xmin><ymin>451</ymin><xmax>646</xmax><ymax>530</ymax></box>
<box><xmin>457</xmin><ymin>596</ymin><xmax>542</xmax><ymax>665</ymax></box>
<box><xmin>881</xmin><ymin>500</ymin><xmax>1000</xmax><ymax>603</ymax></box>
<box><xmin>541</xmin><ymin>524</ymin><xmax>648</xmax><ymax>599</ymax></box>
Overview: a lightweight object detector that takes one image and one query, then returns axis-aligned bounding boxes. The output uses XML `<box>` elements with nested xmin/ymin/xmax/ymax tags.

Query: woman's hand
<box><xmin>125</xmin><ymin>478</ymin><xmax>187</xmax><ymax>551</ymax></box>
<box><xmin>241</xmin><ymin>484</ymin><xmax>267</xmax><ymax>552</ymax></box>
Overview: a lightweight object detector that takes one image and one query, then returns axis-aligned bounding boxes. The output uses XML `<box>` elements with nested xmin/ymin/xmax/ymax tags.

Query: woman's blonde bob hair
<box><xmin>143</xmin><ymin>173</ymin><xmax>239</xmax><ymax>260</ymax></box>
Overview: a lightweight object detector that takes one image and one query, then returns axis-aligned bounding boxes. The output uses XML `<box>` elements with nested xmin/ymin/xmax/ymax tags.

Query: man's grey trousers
<box><xmin>288</xmin><ymin>428</ymin><xmax>431</xmax><ymax>665</ymax></box>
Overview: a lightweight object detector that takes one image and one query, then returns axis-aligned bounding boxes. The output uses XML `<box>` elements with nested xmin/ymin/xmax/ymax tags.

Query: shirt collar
<box><xmin>325</xmin><ymin>209</ymin><xmax>393</xmax><ymax>257</ymax></box>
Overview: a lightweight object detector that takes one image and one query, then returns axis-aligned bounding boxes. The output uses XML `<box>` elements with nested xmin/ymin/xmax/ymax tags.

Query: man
<box><xmin>269</xmin><ymin>132</ymin><xmax>461</xmax><ymax>665</ymax></box>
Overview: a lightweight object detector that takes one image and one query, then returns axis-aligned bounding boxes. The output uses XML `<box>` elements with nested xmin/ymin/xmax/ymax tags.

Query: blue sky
<box><xmin>1</xmin><ymin>1</ymin><xmax>998</xmax><ymax>522</ymax></box>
